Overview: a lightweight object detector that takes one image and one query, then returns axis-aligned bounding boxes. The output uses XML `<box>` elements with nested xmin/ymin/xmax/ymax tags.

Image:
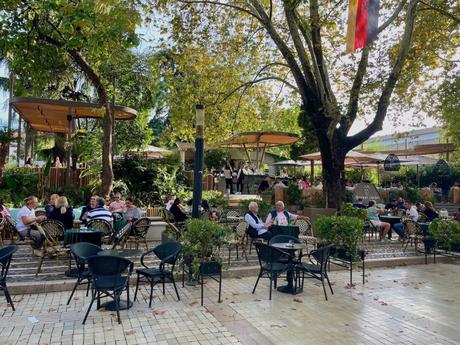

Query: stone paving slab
<box><xmin>1</xmin><ymin>263</ymin><xmax>459</xmax><ymax>345</ymax></box>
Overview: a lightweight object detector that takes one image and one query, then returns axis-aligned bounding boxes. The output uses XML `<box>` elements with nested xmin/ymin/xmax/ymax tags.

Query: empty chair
<box><xmin>295</xmin><ymin>245</ymin><xmax>334</xmax><ymax>300</ymax></box>
<box><xmin>0</xmin><ymin>245</ymin><xmax>18</xmax><ymax>310</ymax></box>
<box><xmin>252</xmin><ymin>242</ymin><xmax>292</xmax><ymax>300</ymax></box>
<box><xmin>134</xmin><ymin>242</ymin><xmax>182</xmax><ymax>308</ymax></box>
<box><xmin>83</xmin><ymin>255</ymin><xmax>133</xmax><ymax>324</ymax></box>
<box><xmin>225</xmin><ymin>221</ymin><xmax>249</xmax><ymax>265</ymax></box>
<box><xmin>36</xmin><ymin>219</ymin><xmax>66</xmax><ymax>276</ymax></box>
<box><xmin>296</xmin><ymin>219</ymin><xmax>317</xmax><ymax>251</ymax></box>
<box><xmin>67</xmin><ymin>242</ymin><xmax>102</xmax><ymax>305</ymax></box>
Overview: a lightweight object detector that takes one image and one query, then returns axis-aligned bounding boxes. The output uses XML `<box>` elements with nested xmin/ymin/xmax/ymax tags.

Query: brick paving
<box><xmin>1</xmin><ymin>263</ymin><xmax>459</xmax><ymax>345</ymax></box>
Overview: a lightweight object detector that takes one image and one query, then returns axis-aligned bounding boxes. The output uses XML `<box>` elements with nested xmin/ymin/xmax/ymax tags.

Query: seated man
<box><xmin>367</xmin><ymin>200</ymin><xmax>391</xmax><ymax>242</ymax></box>
<box><xmin>245</xmin><ymin>201</ymin><xmax>272</xmax><ymax>240</ymax></box>
<box><xmin>265</xmin><ymin>200</ymin><xmax>309</xmax><ymax>226</ymax></box>
<box><xmin>87</xmin><ymin>197</ymin><xmax>113</xmax><ymax>224</ymax></box>
<box><xmin>352</xmin><ymin>198</ymin><xmax>366</xmax><ymax>209</ymax></box>
<box><xmin>45</xmin><ymin>193</ymin><xmax>59</xmax><ymax>218</ymax></box>
<box><xmin>393</xmin><ymin>200</ymin><xmax>419</xmax><ymax>239</ymax></box>
<box><xmin>16</xmin><ymin>196</ymin><xmax>46</xmax><ymax>256</ymax></box>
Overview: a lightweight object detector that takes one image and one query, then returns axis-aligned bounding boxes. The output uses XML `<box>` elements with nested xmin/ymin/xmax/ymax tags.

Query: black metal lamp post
<box><xmin>192</xmin><ymin>105</ymin><xmax>205</xmax><ymax>218</ymax></box>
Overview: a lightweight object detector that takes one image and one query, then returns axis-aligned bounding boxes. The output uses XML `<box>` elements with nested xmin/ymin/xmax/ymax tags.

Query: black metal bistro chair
<box><xmin>252</xmin><ymin>242</ymin><xmax>292</xmax><ymax>300</ymax></box>
<box><xmin>0</xmin><ymin>245</ymin><xmax>18</xmax><ymax>310</ymax></box>
<box><xmin>125</xmin><ymin>217</ymin><xmax>150</xmax><ymax>250</ymax></box>
<box><xmin>134</xmin><ymin>242</ymin><xmax>182</xmax><ymax>307</ymax></box>
<box><xmin>295</xmin><ymin>245</ymin><xmax>334</xmax><ymax>301</ymax></box>
<box><xmin>83</xmin><ymin>255</ymin><xmax>134</xmax><ymax>324</ymax></box>
<box><xmin>67</xmin><ymin>242</ymin><xmax>102</xmax><ymax>305</ymax></box>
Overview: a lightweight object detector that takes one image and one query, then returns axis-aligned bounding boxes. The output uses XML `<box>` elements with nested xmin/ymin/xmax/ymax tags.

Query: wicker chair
<box><xmin>402</xmin><ymin>219</ymin><xmax>423</xmax><ymax>253</ymax></box>
<box><xmin>35</xmin><ymin>210</ymin><xmax>46</xmax><ymax>217</ymax></box>
<box><xmin>225</xmin><ymin>221</ymin><xmax>249</xmax><ymax>265</ymax></box>
<box><xmin>125</xmin><ymin>217</ymin><xmax>150</xmax><ymax>249</ymax></box>
<box><xmin>296</xmin><ymin>219</ymin><xmax>317</xmax><ymax>251</ymax></box>
<box><xmin>3</xmin><ymin>216</ymin><xmax>34</xmax><ymax>254</ymax></box>
<box><xmin>36</xmin><ymin>219</ymin><xmax>67</xmax><ymax>276</ymax></box>
<box><xmin>161</xmin><ymin>209</ymin><xmax>184</xmax><ymax>240</ymax></box>
<box><xmin>222</xmin><ymin>209</ymin><xmax>242</xmax><ymax>224</ymax></box>
<box><xmin>87</xmin><ymin>219</ymin><xmax>113</xmax><ymax>244</ymax></box>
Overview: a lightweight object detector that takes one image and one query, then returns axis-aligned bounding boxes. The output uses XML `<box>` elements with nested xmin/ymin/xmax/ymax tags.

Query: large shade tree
<box><xmin>154</xmin><ymin>0</ymin><xmax>459</xmax><ymax>207</ymax></box>
<box><xmin>0</xmin><ymin>0</ymin><xmax>142</xmax><ymax>196</ymax></box>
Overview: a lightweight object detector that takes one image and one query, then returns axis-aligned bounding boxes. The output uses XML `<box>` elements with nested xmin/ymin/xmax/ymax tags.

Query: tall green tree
<box><xmin>153</xmin><ymin>0</ymin><xmax>459</xmax><ymax>207</ymax></box>
<box><xmin>0</xmin><ymin>0</ymin><xmax>142</xmax><ymax>196</ymax></box>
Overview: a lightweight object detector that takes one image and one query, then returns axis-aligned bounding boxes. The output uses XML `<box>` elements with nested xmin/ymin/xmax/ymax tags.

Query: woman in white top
<box><xmin>223</xmin><ymin>164</ymin><xmax>234</xmax><ymax>194</ymax></box>
<box><xmin>16</xmin><ymin>196</ymin><xmax>46</xmax><ymax>256</ymax></box>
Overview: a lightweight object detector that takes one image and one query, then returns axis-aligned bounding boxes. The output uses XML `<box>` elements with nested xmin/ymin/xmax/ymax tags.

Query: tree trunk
<box><xmin>316</xmin><ymin>129</ymin><xmax>347</xmax><ymax>209</ymax></box>
<box><xmin>100</xmin><ymin>103</ymin><xmax>114</xmax><ymax>197</ymax></box>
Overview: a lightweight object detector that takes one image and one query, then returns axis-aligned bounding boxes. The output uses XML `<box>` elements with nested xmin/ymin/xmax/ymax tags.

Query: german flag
<box><xmin>346</xmin><ymin>0</ymin><xmax>380</xmax><ymax>52</ymax></box>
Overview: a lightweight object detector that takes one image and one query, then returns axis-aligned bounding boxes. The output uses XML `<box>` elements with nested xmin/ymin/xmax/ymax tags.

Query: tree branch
<box><xmin>346</xmin><ymin>0</ymin><xmax>420</xmax><ymax>149</ymax></box>
<box><xmin>378</xmin><ymin>0</ymin><xmax>408</xmax><ymax>33</ymax></box>
<box><xmin>419</xmin><ymin>0</ymin><xmax>460</xmax><ymax>23</ymax></box>
<box><xmin>247</xmin><ymin>0</ymin><xmax>316</xmax><ymax>109</ymax></box>
<box><xmin>341</xmin><ymin>46</ymin><xmax>370</xmax><ymax>134</ymax></box>
<box><xmin>176</xmin><ymin>0</ymin><xmax>262</xmax><ymax>21</ymax></box>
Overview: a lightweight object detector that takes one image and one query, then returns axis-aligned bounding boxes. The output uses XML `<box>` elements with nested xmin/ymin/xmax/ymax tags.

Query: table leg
<box><xmin>277</xmin><ymin>269</ymin><xmax>302</xmax><ymax>294</ymax></box>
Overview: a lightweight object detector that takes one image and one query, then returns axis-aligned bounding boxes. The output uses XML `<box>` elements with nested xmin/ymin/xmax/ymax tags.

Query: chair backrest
<box><xmin>132</xmin><ymin>218</ymin><xmax>150</xmax><ymax>237</ymax></box>
<box><xmin>395</xmin><ymin>209</ymin><xmax>405</xmax><ymax>217</ymax></box>
<box><xmin>87</xmin><ymin>219</ymin><xmax>113</xmax><ymax>236</ymax></box>
<box><xmin>162</xmin><ymin>208</ymin><xmax>176</xmax><ymax>222</ymax></box>
<box><xmin>269</xmin><ymin>235</ymin><xmax>300</xmax><ymax>245</ymax></box>
<box><xmin>226</xmin><ymin>209</ymin><xmax>241</xmax><ymax>219</ymax></box>
<box><xmin>87</xmin><ymin>255</ymin><xmax>133</xmax><ymax>286</ymax></box>
<box><xmin>296</xmin><ymin>219</ymin><xmax>313</xmax><ymax>237</ymax></box>
<box><xmin>70</xmin><ymin>242</ymin><xmax>102</xmax><ymax>264</ymax></box>
<box><xmin>235</xmin><ymin>221</ymin><xmax>248</xmax><ymax>237</ymax></box>
<box><xmin>40</xmin><ymin>219</ymin><xmax>65</xmax><ymax>241</ymax></box>
<box><xmin>418</xmin><ymin>212</ymin><xmax>428</xmax><ymax>223</ymax></box>
<box><xmin>403</xmin><ymin>219</ymin><xmax>421</xmax><ymax>237</ymax></box>
<box><xmin>310</xmin><ymin>245</ymin><xmax>332</xmax><ymax>274</ymax></box>
<box><xmin>153</xmin><ymin>241</ymin><xmax>182</xmax><ymax>265</ymax></box>
<box><xmin>35</xmin><ymin>210</ymin><xmax>46</xmax><ymax>217</ymax></box>
<box><xmin>3</xmin><ymin>216</ymin><xmax>22</xmax><ymax>240</ymax></box>
<box><xmin>0</xmin><ymin>245</ymin><xmax>18</xmax><ymax>279</ymax></box>
<box><xmin>199</xmin><ymin>261</ymin><xmax>221</xmax><ymax>276</ymax></box>
<box><xmin>254</xmin><ymin>242</ymin><xmax>285</xmax><ymax>266</ymax></box>
<box><xmin>111</xmin><ymin>222</ymin><xmax>132</xmax><ymax>248</ymax></box>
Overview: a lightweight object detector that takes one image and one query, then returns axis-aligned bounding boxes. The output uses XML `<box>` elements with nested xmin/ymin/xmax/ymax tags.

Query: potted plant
<box><xmin>429</xmin><ymin>219</ymin><xmax>460</xmax><ymax>253</ymax></box>
<box><xmin>181</xmin><ymin>219</ymin><xmax>231</xmax><ymax>283</ymax></box>
<box><xmin>316</xmin><ymin>215</ymin><xmax>365</xmax><ymax>261</ymax></box>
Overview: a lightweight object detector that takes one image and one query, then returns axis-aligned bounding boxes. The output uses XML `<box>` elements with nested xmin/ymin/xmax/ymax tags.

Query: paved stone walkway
<box><xmin>1</xmin><ymin>263</ymin><xmax>459</xmax><ymax>345</ymax></box>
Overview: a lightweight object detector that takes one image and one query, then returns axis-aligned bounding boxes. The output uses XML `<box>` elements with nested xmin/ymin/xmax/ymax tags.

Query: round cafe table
<box><xmin>96</xmin><ymin>249</ymin><xmax>143</xmax><ymax>310</ymax></box>
<box><xmin>271</xmin><ymin>242</ymin><xmax>306</xmax><ymax>294</ymax></box>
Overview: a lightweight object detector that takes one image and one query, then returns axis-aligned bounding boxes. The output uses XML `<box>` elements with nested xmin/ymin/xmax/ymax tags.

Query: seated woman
<box><xmin>50</xmin><ymin>196</ymin><xmax>74</xmax><ymax>230</ymax></box>
<box><xmin>123</xmin><ymin>197</ymin><xmax>141</xmax><ymax>222</ymax></box>
<box><xmin>367</xmin><ymin>200</ymin><xmax>391</xmax><ymax>242</ymax></box>
<box><xmin>423</xmin><ymin>201</ymin><xmax>439</xmax><ymax>222</ymax></box>
<box><xmin>169</xmin><ymin>198</ymin><xmax>188</xmax><ymax>222</ymax></box>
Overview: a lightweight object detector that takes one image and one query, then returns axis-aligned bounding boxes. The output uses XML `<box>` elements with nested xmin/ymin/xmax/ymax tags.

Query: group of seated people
<box><xmin>353</xmin><ymin>196</ymin><xmax>441</xmax><ymax>241</ymax></box>
<box><xmin>244</xmin><ymin>200</ymin><xmax>309</xmax><ymax>241</ymax></box>
<box><xmin>80</xmin><ymin>192</ymin><xmax>142</xmax><ymax>224</ymax></box>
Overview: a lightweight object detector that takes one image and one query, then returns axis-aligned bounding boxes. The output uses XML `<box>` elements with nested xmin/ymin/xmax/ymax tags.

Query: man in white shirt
<box><xmin>244</xmin><ymin>202</ymin><xmax>273</xmax><ymax>240</ymax></box>
<box><xmin>16</xmin><ymin>196</ymin><xmax>46</xmax><ymax>256</ymax></box>
<box><xmin>265</xmin><ymin>201</ymin><xmax>309</xmax><ymax>226</ymax></box>
<box><xmin>394</xmin><ymin>201</ymin><xmax>419</xmax><ymax>239</ymax></box>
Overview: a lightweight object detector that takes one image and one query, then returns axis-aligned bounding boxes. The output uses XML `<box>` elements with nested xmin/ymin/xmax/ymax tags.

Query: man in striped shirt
<box><xmin>87</xmin><ymin>197</ymin><xmax>113</xmax><ymax>224</ymax></box>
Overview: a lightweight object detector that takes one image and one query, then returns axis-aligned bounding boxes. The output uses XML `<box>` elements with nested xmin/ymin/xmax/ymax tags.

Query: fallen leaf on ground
<box><xmin>125</xmin><ymin>329</ymin><xmax>135</xmax><ymax>335</ymax></box>
<box><xmin>153</xmin><ymin>310</ymin><xmax>166</xmax><ymax>315</ymax></box>
<box><xmin>189</xmin><ymin>301</ymin><xmax>199</xmax><ymax>306</ymax></box>
<box><xmin>293</xmin><ymin>298</ymin><xmax>303</xmax><ymax>303</ymax></box>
